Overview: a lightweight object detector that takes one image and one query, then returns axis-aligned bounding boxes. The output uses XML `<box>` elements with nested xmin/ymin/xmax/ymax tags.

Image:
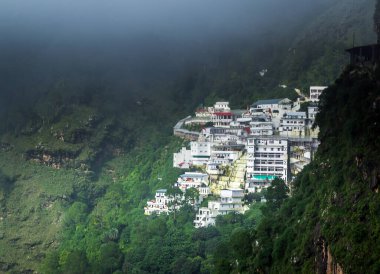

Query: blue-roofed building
<box><xmin>176</xmin><ymin>172</ymin><xmax>209</xmax><ymax>192</ymax></box>
<box><xmin>250</xmin><ymin>98</ymin><xmax>292</xmax><ymax>112</ymax></box>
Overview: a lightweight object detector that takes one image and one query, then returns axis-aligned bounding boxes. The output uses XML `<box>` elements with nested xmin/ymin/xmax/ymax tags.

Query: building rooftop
<box><xmin>180</xmin><ymin>172</ymin><xmax>208</xmax><ymax>178</ymax></box>
<box><xmin>156</xmin><ymin>189</ymin><xmax>167</xmax><ymax>193</ymax></box>
<box><xmin>310</xmin><ymin>86</ymin><xmax>328</xmax><ymax>89</ymax></box>
<box><xmin>283</xmin><ymin>111</ymin><xmax>306</xmax><ymax>117</ymax></box>
<box><xmin>251</xmin><ymin>98</ymin><xmax>286</xmax><ymax>107</ymax></box>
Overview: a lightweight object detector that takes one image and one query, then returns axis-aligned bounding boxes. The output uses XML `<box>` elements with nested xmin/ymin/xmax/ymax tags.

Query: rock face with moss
<box><xmin>229</xmin><ymin>65</ymin><xmax>380</xmax><ymax>274</ymax></box>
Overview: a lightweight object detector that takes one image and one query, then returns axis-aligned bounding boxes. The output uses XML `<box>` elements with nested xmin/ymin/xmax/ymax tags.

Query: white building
<box><xmin>194</xmin><ymin>189</ymin><xmax>245</xmax><ymax>228</ymax></box>
<box><xmin>144</xmin><ymin>189</ymin><xmax>174</xmax><ymax>215</ymax></box>
<box><xmin>190</xmin><ymin>141</ymin><xmax>212</xmax><ymax>166</ymax></box>
<box><xmin>209</xmin><ymin>149</ymin><xmax>242</xmax><ymax>166</ymax></box>
<box><xmin>206</xmin><ymin>162</ymin><xmax>222</xmax><ymax>175</ymax></box>
<box><xmin>290</xmin><ymin>147</ymin><xmax>312</xmax><ymax>175</ymax></box>
<box><xmin>199</xmin><ymin>184</ymin><xmax>211</xmax><ymax>197</ymax></box>
<box><xmin>250</xmin><ymin>121</ymin><xmax>274</xmax><ymax>136</ymax></box>
<box><xmin>309</xmin><ymin>86</ymin><xmax>327</xmax><ymax>102</ymax></box>
<box><xmin>250</xmin><ymin>98</ymin><xmax>292</xmax><ymax>113</ymax></box>
<box><xmin>173</xmin><ymin>147</ymin><xmax>192</xmax><ymax>168</ymax></box>
<box><xmin>246</xmin><ymin>137</ymin><xmax>289</xmax><ymax>185</ymax></box>
<box><xmin>307</xmin><ymin>106</ymin><xmax>319</xmax><ymax>122</ymax></box>
<box><xmin>279</xmin><ymin>112</ymin><xmax>307</xmax><ymax>137</ymax></box>
<box><xmin>213</xmin><ymin>102</ymin><xmax>230</xmax><ymax>112</ymax></box>
<box><xmin>176</xmin><ymin>172</ymin><xmax>209</xmax><ymax>192</ymax></box>
<box><xmin>211</xmin><ymin>111</ymin><xmax>233</xmax><ymax>127</ymax></box>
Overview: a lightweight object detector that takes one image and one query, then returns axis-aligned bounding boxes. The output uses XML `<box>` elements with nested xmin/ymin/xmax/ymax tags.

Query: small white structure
<box><xmin>177</xmin><ymin>172</ymin><xmax>209</xmax><ymax>192</ymax></box>
<box><xmin>173</xmin><ymin>147</ymin><xmax>192</xmax><ymax>168</ymax></box>
<box><xmin>279</xmin><ymin>112</ymin><xmax>307</xmax><ymax>137</ymax></box>
<box><xmin>213</xmin><ymin>102</ymin><xmax>230</xmax><ymax>112</ymax></box>
<box><xmin>144</xmin><ymin>189</ymin><xmax>174</xmax><ymax>215</ymax></box>
<box><xmin>209</xmin><ymin>149</ymin><xmax>242</xmax><ymax>166</ymax></box>
<box><xmin>206</xmin><ymin>162</ymin><xmax>222</xmax><ymax>175</ymax></box>
<box><xmin>250</xmin><ymin>121</ymin><xmax>274</xmax><ymax>136</ymax></box>
<box><xmin>309</xmin><ymin>86</ymin><xmax>327</xmax><ymax>102</ymax></box>
<box><xmin>199</xmin><ymin>184</ymin><xmax>211</xmax><ymax>197</ymax></box>
<box><xmin>307</xmin><ymin>106</ymin><xmax>319</xmax><ymax>122</ymax></box>
<box><xmin>250</xmin><ymin>98</ymin><xmax>292</xmax><ymax>112</ymax></box>
<box><xmin>194</xmin><ymin>189</ymin><xmax>245</xmax><ymax>228</ymax></box>
<box><xmin>290</xmin><ymin>146</ymin><xmax>312</xmax><ymax>175</ymax></box>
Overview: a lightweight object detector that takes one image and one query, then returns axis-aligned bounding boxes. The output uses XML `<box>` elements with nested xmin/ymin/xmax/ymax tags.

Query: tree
<box><xmin>184</xmin><ymin>187</ymin><xmax>200</xmax><ymax>206</ymax></box>
<box><xmin>167</xmin><ymin>186</ymin><xmax>183</xmax><ymax>222</ymax></box>
<box><xmin>97</xmin><ymin>242</ymin><xmax>123</xmax><ymax>273</ymax></box>
<box><xmin>61</xmin><ymin>250</ymin><xmax>89</xmax><ymax>274</ymax></box>
<box><xmin>264</xmin><ymin>178</ymin><xmax>289</xmax><ymax>212</ymax></box>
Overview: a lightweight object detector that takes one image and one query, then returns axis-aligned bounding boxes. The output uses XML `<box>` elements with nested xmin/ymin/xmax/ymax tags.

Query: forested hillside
<box><xmin>0</xmin><ymin>0</ymin><xmax>377</xmax><ymax>273</ymax></box>
<box><xmin>208</xmin><ymin>64</ymin><xmax>380</xmax><ymax>274</ymax></box>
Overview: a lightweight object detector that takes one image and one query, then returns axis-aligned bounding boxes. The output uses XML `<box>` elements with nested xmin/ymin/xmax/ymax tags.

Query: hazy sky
<box><xmin>0</xmin><ymin>0</ymin><xmax>333</xmax><ymax>112</ymax></box>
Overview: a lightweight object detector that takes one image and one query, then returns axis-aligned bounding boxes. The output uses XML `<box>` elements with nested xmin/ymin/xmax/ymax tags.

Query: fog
<box><xmin>0</xmin><ymin>0</ymin><xmax>333</xmax><ymax>114</ymax></box>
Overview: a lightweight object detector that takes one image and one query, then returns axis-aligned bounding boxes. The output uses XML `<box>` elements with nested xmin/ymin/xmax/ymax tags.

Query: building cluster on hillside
<box><xmin>144</xmin><ymin>172</ymin><xmax>211</xmax><ymax>216</ymax></box>
<box><xmin>147</xmin><ymin>86</ymin><xmax>326</xmax><ymax>227</ymax></box>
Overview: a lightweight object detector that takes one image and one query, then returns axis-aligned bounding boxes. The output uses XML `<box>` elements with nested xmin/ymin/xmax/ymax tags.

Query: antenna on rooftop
<box><xmin>374</xmin><ymin>0</ymin><xmax>380</xmax><ymax>43</ymax></box>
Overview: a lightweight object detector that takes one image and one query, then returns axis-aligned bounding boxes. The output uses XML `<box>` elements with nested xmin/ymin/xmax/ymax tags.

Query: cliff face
<box><xmin>315</xmin><ymin>233</ymin><xmax>344</xmax><ymax>274</ymax></box>
<box><xmin>243</xmin><ymin>65</ymin><xmax>380</xmax><ymax>274</ymax></box>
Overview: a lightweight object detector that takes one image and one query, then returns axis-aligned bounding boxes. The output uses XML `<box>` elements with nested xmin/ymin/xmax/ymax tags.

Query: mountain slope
<box><xmin>222</xmin><ymin>65</ymin><xmax>380</xmax><ymax>273</ymax></box>
<box><xmin>0</xmin><ymin>1</ymin><xmax>377</xmax><ymax>273</ymax></box>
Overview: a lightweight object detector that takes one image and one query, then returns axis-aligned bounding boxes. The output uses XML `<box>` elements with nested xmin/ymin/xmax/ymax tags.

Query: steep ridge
<box><xmin>233</xmin><ymin>65</ymin><xmax>380</xmax><ymax>273</ymax></box>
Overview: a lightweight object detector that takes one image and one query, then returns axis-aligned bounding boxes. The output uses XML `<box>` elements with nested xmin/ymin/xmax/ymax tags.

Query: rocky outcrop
<box><xmin>25</xmin><ymin>149</ymin><xmax>79</xmax><ymax>169</ymax></box>
<box><xmin>315</xmin><ymin>224</ymin><xmax>344</xmax><ymax>274</ymax></box>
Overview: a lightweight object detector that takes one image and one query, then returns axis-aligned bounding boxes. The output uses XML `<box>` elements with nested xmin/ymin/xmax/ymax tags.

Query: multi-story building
<box><xmin>250</xmin><ymin>98</ymin><xmax>292</xmax><ymax>112</ymax></box>
<box><xmin>144</xmin><ymin>189</ymin><xmax>174</xmax><ymax>215</ymax></box>
<box><xmin>250</xmin><ymin>121</ymin><xmax>274</xmax><ymax>136</ymax></box>
<box><xmin>208</xmin><ymin>144</ymin><xmax>243</xmax><ymax>166</ymax></box>
<box><xmin>213</xmin><ymin>102</ymin><xmax>230</xmax><ymax>112</ymax></box>
<box><xmin>309</xmin><ymin>86</ymin><xmax>327</xmax><ymax>102</ymax></box>
<box><xmin>307</xmin><ymin>106</ymin><xmax>319</xmax><ymax>122</ymax></box>
<box><xmin>246</xmin><ymin>137</ymin><xmax>289</xmax><ymax>186</ymax></box>
<box><xmin>176</xmin><ymin>172</ymin><xmax>209</xmax><ymax>192</ymax></box>
<box><xmin>190</xmin><ymin>141</ymin><xmax>212</xmax><ymax>166</ymax></box>
<box><xmin>279</xmin><ymin>112</ymin><xmax>307</xmax><ymax>137</ymax></box>
<box><xmin>211</xmin><ymin>111</ymin><xmax>233</xmax><ymax>127</ymax></box>
<box><xmin>194</xmin><ymin>189</ymin><xmax>245</xmax><ymax>227</ymax></box>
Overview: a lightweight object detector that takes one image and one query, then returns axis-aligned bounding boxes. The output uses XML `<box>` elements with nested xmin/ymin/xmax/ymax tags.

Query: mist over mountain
<box><xmin>0</xmin><ymin>0</ymin><xmax>334</xmax><ymax>113</ymax></box>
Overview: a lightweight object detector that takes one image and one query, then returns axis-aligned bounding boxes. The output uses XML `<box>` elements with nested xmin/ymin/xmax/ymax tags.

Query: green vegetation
<box><xmin>0</xmin><ymin>1</ymin><xmax>377</xmax><ymax>273</ymax></box>
<box><xmin>201</xmin><ymin>66</ymin><xmax>380</xmax><ymax>273</ymax></box>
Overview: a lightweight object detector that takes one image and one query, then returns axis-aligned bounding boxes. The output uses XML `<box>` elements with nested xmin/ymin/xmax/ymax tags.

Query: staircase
<box><xmin>229</xmin><ymin>153</ymin><xmax>247</xmax><ymax>189</ymax></box>
<box><xmin>209</xmin><ymin>153</ymin><xmax>247</xmax><ymax>194</ymax></box>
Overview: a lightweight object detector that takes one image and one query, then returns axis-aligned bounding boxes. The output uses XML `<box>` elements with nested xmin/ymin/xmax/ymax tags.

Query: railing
<box><xmin>173</xmin><ymin>116</ymin><xmax>200</xmax><ymax>141</ymax></box>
